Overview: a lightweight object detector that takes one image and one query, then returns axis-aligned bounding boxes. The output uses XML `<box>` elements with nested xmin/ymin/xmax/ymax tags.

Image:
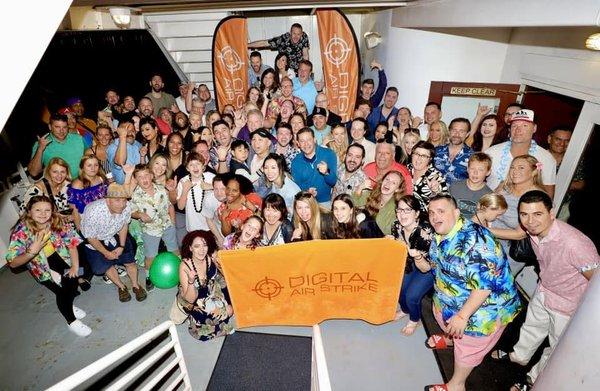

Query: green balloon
<box><xmin>149</xmin><ymin>252</ymin><xmax>181</xmax><ymax>289</ymax></box>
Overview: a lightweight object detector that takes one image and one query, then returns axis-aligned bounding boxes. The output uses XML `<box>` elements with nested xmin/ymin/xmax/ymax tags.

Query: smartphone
<box><xmin>64</xmin><ymin>267</ymin><xmax>85</xmax><ymax>277</ymax></box>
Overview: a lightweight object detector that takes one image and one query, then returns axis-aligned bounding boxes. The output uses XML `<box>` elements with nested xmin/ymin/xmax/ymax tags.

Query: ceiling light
<box><xmin>364</xmin><ymin>32</ymin><xmax>382</xmax><ymax>50</ymax></box>
<box><xmin>585</xmin><ymin>33</ymin><xmax>600</xmax><ymax>51</ymax></box>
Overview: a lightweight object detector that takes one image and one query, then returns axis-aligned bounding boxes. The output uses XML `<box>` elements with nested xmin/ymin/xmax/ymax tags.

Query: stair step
<box><xmin>164</xmin><ymin>36</ymin><xmax>213</xmax><ymax>51</ymax></box>
<box><xmin>182</xmin><ymin>62</ymin><xmax>213</xmax><ymax>73</ymax></box>
<box><xmin>171</xmin><ymin>51</ymin><xmax>212</xmax><ymax>62</ymax></box>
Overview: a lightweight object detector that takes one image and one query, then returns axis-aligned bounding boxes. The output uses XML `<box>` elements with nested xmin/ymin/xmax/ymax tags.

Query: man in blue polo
<box><xmin>28</xmin><ymin>113</ymin><xmax>86</xmax><ymax>179</ymax></box>
<box><xmin>293</xmin><ymin>60</ymin><xmax>319</xmax><ymax>114</ymax></box>
<box><xmin>291</xmin><ymin>127</ymin><xmax>337</xmax><ymax>208</ymax></box>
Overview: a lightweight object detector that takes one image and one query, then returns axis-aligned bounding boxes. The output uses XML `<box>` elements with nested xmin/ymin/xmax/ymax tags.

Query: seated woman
<box><xmin>223</xmin><ymin>215</ymin><xmax>264</xmax><ymax>250</ymax></box>
<box><xmin>218</xmin><ymin>174</ymin><xmax>262</xmax><ymax>236</ymax></box>
<box><xmin>354</xmin><ymin>170</ymin><xmax>408</xmax><ymax>235</ymax></box>
<box><xmin>409</xmin><ymin>141</ymin><xmax>448</xmax><ymax>212</ymax></box>
<box><xmin>261</xmin><ymin>193</ymin><xmax>294</xmax><ymax>246</ymax></box>
<box><xmin>325</xmin><ymin>193</ymin><xmax>359</xmax><ymax>239</ymax></box>
<box><xmin>21</xmin><ymin>157</ymin><xmax>72</xmax><ymax>219</ymax></box>
<box><xmin>68</xmin><ymin>155</ymin><xmax>108</xmax><ymax>230</ymax></box>
<box><xmin>255</xmin><ymin>153</ymin><xmax>301</xmax><ymax>214</ymax></box>
<box><xmin>390</xmin><ymin>195</ymin><xmax>434</xmax><ymax>336</ymax></box>
<box><xmin>178</xmin><ymin>230</ymin><xmax>234</xmax><ymax>341</ymax></box>
<box><xmin>291</xmin><ymin>191</ymin><xmax>331</xmax><ymax>241</ymax></box>
<box><xmin>6</xmin><ymin>196</ymin><xmax>91</xmax><ymax>336</ymax></box>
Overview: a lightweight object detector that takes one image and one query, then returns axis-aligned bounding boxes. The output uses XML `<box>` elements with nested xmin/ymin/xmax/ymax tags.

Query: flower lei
<box><xmin>495</xmin><ymin>140</ymin><xmax>538</xmax><ymax>183</ymax></box>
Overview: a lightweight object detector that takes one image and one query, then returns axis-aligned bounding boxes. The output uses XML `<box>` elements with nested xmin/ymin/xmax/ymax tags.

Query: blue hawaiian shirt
<box><xmin>433</xmin><ymin>144</ymin><xmax>473</xmax><ymax>186</ymax></box>
<box><xmin>429</xmin><ymin>217</ymin><xmax>521</xmax><ymax>337</ymax></box>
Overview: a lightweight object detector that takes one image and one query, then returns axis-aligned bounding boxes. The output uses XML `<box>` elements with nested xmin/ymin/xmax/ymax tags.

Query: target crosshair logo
<box><xmin>219</xmin><ymin>45</ymin><xmax>244</xmax><ymax>73</ymax></box>
<box><xmin>323</xmin><ymin>35</ymin><xmax>351</xmax><ymax>67</ymax></box>
<box><xmin>252</xmin><ymin>277</ymin><xmax>284</xmax><ymax>300</ymax></box>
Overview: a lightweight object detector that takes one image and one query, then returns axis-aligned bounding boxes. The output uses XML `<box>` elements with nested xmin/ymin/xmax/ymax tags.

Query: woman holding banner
<box><xmin>390</xmin><ymin>194</ymin><xmax>434</xmax><ymax>336</ymax></box>
<box><xmin>178</xmin><ymin>230</ymin><xmax>234</xmax><ymax>341</ymax></box>
<box><xmin>325</xmin><ymin>194</ymin><xmax>383</xmax><ymax>239</ymax></box>
<box><xmin>260</xmin><ymin>194</ymin><xmax>294</xmax><ymax>246</ymax></box>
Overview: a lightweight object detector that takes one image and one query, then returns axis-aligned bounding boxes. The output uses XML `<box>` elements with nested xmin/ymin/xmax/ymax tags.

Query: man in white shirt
<box><xmin>350</xmin><ymin>118</ymin><xmax>375</xmax><ymax>164</ymax></box>
<box><xmin>486</xmin><ymin>109</ymin><xmax>556</xmax><ymax>196</ymax></box>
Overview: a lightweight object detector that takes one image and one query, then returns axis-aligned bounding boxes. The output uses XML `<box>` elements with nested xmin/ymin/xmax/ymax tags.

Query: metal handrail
<box><xmin>47</xmin><ymin>321</ymin><xmax>191</xmax><ymax>391</ymax></box>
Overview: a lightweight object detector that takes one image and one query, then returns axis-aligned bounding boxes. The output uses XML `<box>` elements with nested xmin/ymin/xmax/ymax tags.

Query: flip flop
<box><xmin>401</xmin><ymin>321</ymin><xmax>420</xmax><ymax>336</ymax></box>
<box><xmin>424</xmin><ymin>384</ymin><xmax>448</xmax><ymax>391</ymax></box>
<box><xmin>425</xmin><ymin>334</ymin><xmax>453</xmax><ymax>350</ymax></box>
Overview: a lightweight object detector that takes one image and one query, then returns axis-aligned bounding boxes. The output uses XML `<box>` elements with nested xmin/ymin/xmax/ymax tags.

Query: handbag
<box><xmin>509</xmin><ymin>237</ymin><xmax>538</xmax><ymax>269</ymax></box>
<box><xmin>169</xmin><ymin>293</ymin><xmax>190</xmax><ymax>325</ymax></box>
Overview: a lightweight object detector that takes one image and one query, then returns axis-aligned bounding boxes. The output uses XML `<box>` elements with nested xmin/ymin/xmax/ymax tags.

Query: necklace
<box><xmin>496</xmin><ymin>141</ymin><xmax>537</xmax><ymax>183</ymax></box>
<box><xmin>190</xmin><ymin>174</ymin><xmax>206</xmax><ymax>213</ymax></box>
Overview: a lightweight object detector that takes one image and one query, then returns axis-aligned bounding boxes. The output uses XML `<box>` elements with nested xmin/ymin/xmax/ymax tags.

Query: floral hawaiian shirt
<box><xmin>131</xmin><ymin>184</ymin><xmax>173</xmax><ymax>237</ymax></box>
<box><xmin>433</xmin><ymin>144</ymin><xmax>473</xmax><ymax>186</ymax></box>
<box><xmin>268</xmin><ymin>31</ymin><xmax>310</xmax><ymax>71</ymax></box>
<box><xmin>429</xmin><ymin>217</ymin><xmax>521</xmax><ymax>337</ymax></box>
<box><xmin>6</xmin><ymin>222</ymin><xmax>82</xmax><ymax>283</ymax></box>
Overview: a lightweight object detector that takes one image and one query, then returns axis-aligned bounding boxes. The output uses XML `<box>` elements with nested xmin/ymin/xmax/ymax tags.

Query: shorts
<box><xmin>433</xmin><ymin>306</ymin><xmax>505</xmax><ymax>367</ymax></box>
<box><xmin>85</xmin><ymin>234</ymin><xmax>137</xmax><ymax>275</ymax></box>
<box><xmin>142</xmin><ymin>226</ymin><xmax>178</xmax><ymax>258</ymax></box>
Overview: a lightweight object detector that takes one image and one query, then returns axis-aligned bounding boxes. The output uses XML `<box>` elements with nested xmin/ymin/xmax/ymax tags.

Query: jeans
<box><xmin>399</xmin><ymin>269</ymin><xmax>434</xmax><ymax>322</ymax></box>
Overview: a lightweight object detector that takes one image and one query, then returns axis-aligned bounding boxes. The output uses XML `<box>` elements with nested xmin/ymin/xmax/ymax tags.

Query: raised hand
<box><xmin>316</xmin><ymin>161</ymin><xmax>328</xmax><ymax>175</ymax></box>
<box><xmin>28</xmin><ymin>230</ymin><xmax>49</xmax><ymax>256</ymax></box>
<box><xmin>476</xmin><ymin>103</ymin><xmax>491</xmax><ymax>117</ymax></box>
<box><xmin>37</xmin><ymin>134</ymin><xmax>52</xmax><ymax>151</ymax></box>
<box><xmin>370</xmin><ymin>60</ymin><xmax>382</xmax><ymax>70</ymax></box>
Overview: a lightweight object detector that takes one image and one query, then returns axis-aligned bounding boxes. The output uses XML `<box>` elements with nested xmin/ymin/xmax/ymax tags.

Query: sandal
<box><xmin>490</xmin><ymin>349</ymin><xmax>511</xmax><ymax>362</ymax></box>
<box><xmin>78</xmin><ymin>278</ymin><xmax>91</xmax><ymax>292</ymax></box>
<box><xmin>394</xmin><ymin>310</ymin><xmax>408</xmax><ymax>321</ymax></box>
<box><xmin>425</xmin><ymin>334</ymin><xmax>453</xmax><ymax>350</ymax></box>
<box><xmin>424</xmin><ymin>384</ymin><xmax>448</xmax><ymax>391</ymax></box>
<box><xmin>401</xmin><ymin>321</ymin><xmax>419</xmax><ymax>336</ymax></box>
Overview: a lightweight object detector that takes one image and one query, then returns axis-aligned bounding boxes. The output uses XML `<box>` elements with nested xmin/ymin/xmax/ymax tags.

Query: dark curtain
<box><xmin>0</xmin><ymin>29</ymin><xmax>180</xmax><ymax>182</ymax></box>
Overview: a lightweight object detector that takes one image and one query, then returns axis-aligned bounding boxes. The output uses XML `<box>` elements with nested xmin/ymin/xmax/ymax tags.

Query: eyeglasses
<box><xmin>396</xmin><ymin>207</ymin><xmax>414</xmax><ymax>214</ymax></box>
<box><xmin>412</xmin><ymin>152</ymin><xmax>431</xmax><ymax>159</ymax></box>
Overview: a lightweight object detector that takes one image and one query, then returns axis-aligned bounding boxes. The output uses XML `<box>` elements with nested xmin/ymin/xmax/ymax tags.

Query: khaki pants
<box><xmin>511</xmin><ymin>290</ymin><xmax>571</xmax><ymax>382</ymax></box>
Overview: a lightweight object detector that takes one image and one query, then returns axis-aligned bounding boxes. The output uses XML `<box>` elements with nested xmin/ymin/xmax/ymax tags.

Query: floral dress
<box><xmin>180</xmin><ymin>259</ymin><xmax>234</xmax><ymax>341</ymax></box>
<box><xmin>20</xmin><ymin>181</ymin><xmax>71</xmax><ymax>215</ymax></box>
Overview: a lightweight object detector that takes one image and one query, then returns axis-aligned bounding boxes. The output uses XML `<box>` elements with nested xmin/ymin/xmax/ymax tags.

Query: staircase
<box><xmin>144</xmin><ymin>11</ymin><xmax>231</xmax><ymax>92</ymax></box>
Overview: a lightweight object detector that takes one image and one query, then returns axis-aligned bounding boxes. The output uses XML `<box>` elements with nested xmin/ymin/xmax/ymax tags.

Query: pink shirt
<box><xmin>531</xmin><ymin>219</ymin><xmax>600</xmax><ymax>316</ymax></box>
<box><xmin>362</xmin><ymin>161</ymin><xmax>413</xmax><ymax>195</ymax></box>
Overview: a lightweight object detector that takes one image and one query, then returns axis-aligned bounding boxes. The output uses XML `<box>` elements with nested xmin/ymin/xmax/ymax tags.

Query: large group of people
<box><xmin>6</xmin><ymin>22</ymin><xmax>599</xmax><ymax>391</ymax></box>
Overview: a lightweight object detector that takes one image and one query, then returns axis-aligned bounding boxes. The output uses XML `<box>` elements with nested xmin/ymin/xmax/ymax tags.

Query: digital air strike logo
<box><xmin>252</xmin><ymin>272</ymin><xmax>378</xmax><ymax>299</ymax></box>
<box><xmin>323</xmin><ymin>34</ymin><xmax>352</xmax><ymax>121</ymax></box>
<box><xmin>218</xmin><ymin>45</ymin><xmax>245</xmax><ymax>107</ymax></box>
<box><xmin>252</xmin><ymin>277</ymin><xmax>284</xmax><ymax>300</ymax></box>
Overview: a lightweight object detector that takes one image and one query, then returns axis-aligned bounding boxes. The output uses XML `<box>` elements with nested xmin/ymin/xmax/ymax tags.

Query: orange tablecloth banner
<box><xmin>218</xmin><ymin>239</ymin><xmax>407</xmax><ymax>328</ymax></box>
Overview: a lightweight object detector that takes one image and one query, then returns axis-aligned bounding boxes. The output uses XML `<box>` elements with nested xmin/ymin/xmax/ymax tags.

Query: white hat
<box><xmin>510</xmin><ymin>109</ymin><xmax>535</xmax><ymax>123</ymax></box>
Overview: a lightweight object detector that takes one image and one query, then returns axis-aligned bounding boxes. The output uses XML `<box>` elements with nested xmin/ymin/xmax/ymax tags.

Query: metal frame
<box><xmin>47</xmin><ymin>321</ymin><xmax>191</xmax><ymax>391</ymax></box>
<box><xmin>311</xmin><ymin>324</ymin><xmax>332</xmax><ymax>391</ymax></box>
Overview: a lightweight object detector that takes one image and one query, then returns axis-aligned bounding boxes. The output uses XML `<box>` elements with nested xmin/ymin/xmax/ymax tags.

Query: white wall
<box><xmin>370</xmin><ymin>10</ymin><xmax>511</xmax><ymax>116</ymax></box>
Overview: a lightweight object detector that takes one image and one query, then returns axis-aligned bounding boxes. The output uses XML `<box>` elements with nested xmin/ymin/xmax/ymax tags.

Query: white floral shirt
<box><xmin>131</xmin><ymin>184</ymin><xmax>173</xmax><ymax>237</ymax></box>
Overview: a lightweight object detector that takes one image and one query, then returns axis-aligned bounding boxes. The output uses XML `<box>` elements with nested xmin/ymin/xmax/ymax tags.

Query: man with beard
<box><xmin>547</xmin><ymin>126</ymin><xmax>572</xmax><ymax>171</ymax></box>
<box><xmin>175</xmin><ymin>81</ymin><xmax>190</xmax><ymax>114</ymax></box>
<box><xmin>332</xmin><ymin>143</ymin><xmax>367</xmax><ymax>199</ymax></box>
<box><xmin>367</xmin><ymin>87</ymin><xmax>399</xmax><ymax>141</ymax></box>
<box><xmin>67</xmin><ymin>97</ymin><xmax>97</xmax><ymax>135</ymax></box>
<box><xmin>248</xmin><ymin>51</ymin><xmax>271</xmax><ymax>88</ymax></box>
<box><xmin>145</xmin><ymin>73</ymin><xmax>176</xmax><ymax>117</ymax></box>
<box><xmin>491</xmin><ymin>190</ymin><xmax>599</xmax><ymax>391</ymax></box>
<box><xmin>172</xmin><ymin>111</ymin><xmax>194</xmax><ymax>151</ymax></box>
<box><xmin>108</xmin><ymin>121</ymin><xmax>143</xmax><ymax>184</ymax></box>
<box><xmin>210</xmin><ymin>120</ymin><xmax>238</xmax><ymax>174</ymax></box>
<box><xmin>197</xmin><ymin>84</ymin><xmax>216</xmax><ymax>112</ymax></box>
<box><xmin>425</xmin><ymin>194</ymin><xmax>520</xmax><ymax>391</ymax></box>
<box><xmin>433</xmin><ymin>117</ymin><xmax>473</xmax><ymax>186</ymax></box>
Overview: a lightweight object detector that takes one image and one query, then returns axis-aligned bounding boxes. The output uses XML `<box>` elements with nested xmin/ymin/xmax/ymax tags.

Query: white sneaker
<box><xmin>117</xmin><ymin>266</ymin><xmax>127</xmax><ymax>277</ymax></box>
<box><xmin>68</xmin><ymin>320</ymin><xmax>92</xmax><ymax>337</ymax></box>
<box><xmin>73</xmin><ymin>306</ymin><xmax>87</xmax><ymax>320</ymax></box>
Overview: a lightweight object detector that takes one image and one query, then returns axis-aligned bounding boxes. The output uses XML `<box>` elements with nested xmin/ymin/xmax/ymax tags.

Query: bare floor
<box><xmin>0</xmin><ymin>267</ymin><xmax>441</xmax><ymax>390</ymax></box>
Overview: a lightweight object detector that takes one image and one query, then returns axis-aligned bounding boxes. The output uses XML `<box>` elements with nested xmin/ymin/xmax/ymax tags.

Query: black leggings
<box><xmin>39</xmin><ymin>253</ymin><xmax>80</xmax><ymax>324</ymax></box>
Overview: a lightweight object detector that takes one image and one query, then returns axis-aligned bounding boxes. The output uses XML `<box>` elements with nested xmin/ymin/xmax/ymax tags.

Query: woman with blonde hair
<box><xmin>490</xmin><ymin>155</ymin><xmax>545</xmax><ymax>272</ymax></box>
<box><xmin>472</xmin><ymin>193</ymin><xmax>508</xmax><ymax>228</ymax></box>
<box><xmin>85</xmin><ymin>124</ymin><xmax>113</xmax><ymax>175</ymax></box>
<box><xmin>354</xmin><ymin>170</ymin><xmax>408</xmax><ymax>235</ymax></box>
<box><xmin>21</xmin><ymin>157</ymin><xmax>72</xmax><ymax>218</ymax></box>
<box><xmin>291</xmin><ymin>191</ymin><xmax>329</xmax><ymax>241</ymax></box>
<box><xmin>68</xmin><ymin>155</ymin><xmax>108</xmax><ymax>229</ymax></box>
<box><xmin>427</xmin><ymin>120</ymin><xmax>449</xmax><ymax>147</ymax></box>
<box><xmin>325</xmin><ymin>124</ymin><xmax>349</xmax><ymax>164</ymax></box>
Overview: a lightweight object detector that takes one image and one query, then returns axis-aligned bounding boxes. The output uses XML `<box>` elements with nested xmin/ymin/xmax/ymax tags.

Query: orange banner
<box><xmin>212</xmin><ymin>17</ymin><xmax>249</xmax><ymax>110</ymax></box>
<box><xmin>218</xmin><ymin>239</ymin><xmax>406</xmax><ymax>328</ymax></box>
<box><xmin>316</xmin><ymin>9</ymin><xmax>360</xmax><ymax>123</ymax></box>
